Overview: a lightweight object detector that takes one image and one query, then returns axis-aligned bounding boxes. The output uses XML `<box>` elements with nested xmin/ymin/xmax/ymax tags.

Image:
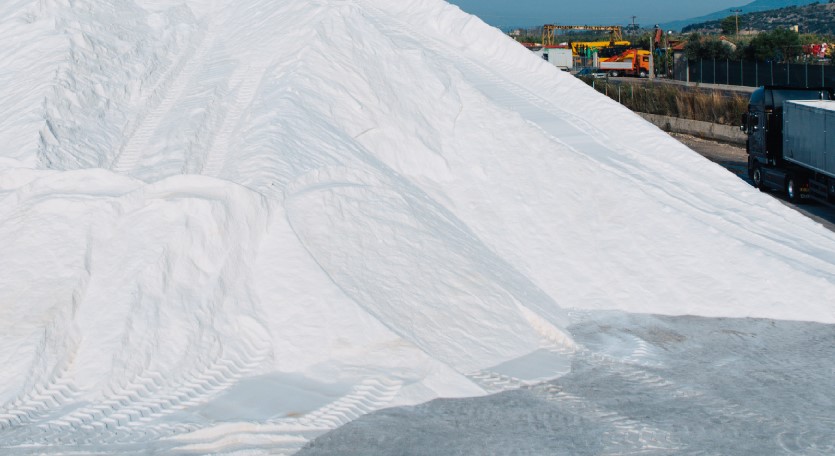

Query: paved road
<box><xmin>673</xmin><ymin>133</ymin><xmax>835</xmax><ymax>233</ymax></box>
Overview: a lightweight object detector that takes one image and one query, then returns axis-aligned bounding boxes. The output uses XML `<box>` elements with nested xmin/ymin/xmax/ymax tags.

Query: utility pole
<box><xmin>731</xmin><ymin>9</ymin><xmax>742</xmax><ymax>37</ymax></box>
<box><xmin>631</xmin><ymin>16</ymin><xmax>637</xmax><ymax>35</ymax></box>
<box><xmin>649</xmin><ymin>34</ymin><xmax>654</xmax><ymax>79</ymax></box>
<box><xmin>649</xmin><ymin>25</ymin><xmax>657</xmax><ymax>80</ymax></box>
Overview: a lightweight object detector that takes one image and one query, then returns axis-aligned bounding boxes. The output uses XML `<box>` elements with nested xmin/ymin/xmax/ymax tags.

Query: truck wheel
<box><xmin>610</xmin><ymin>70</ymin><xmax>619</xmax><ymax>77</ymax></box>
<box><xmin>752</xmin><ymin>164</ymin><xmax>765</xmax><ymax>190</ymax></box>
<box><xmin>639</xmin><ymin>70</ymin><xmax>647</xmax><ymax>78</ymax></box>
<box><xmin>785</xmin><ymin>176</ymin><xmax>799</xmax><ymax>203</ymax></box>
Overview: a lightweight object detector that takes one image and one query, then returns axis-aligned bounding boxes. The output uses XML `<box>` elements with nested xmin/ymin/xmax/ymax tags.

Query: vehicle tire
<box><xmin>610</xmin><ymin>70</ymin><xmax>619</xmax><ymax>77</ymax></box>
<box><xmin>785</xmin><ymin>176</ymin><xmax>800</xmax><ymax>203</ymax></box>
<box><xmin>639</xmin><ymin>70</ymin><xmax>647</xmax><ymax>78</ymax></box>
<box><xmin>752</xmin><ymin>164</ymin><xmax>765</xmax><ymax>191</ymax></box>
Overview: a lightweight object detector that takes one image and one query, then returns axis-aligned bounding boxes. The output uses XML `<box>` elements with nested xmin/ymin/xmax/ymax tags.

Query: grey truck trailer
<box><xmin>742</xmin><ymin>86</ymin><xmax>835</xmax><ymax>202</ymax></box>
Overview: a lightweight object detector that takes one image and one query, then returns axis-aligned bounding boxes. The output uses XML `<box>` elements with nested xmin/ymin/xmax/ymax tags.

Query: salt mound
<box><xmin>1</xmin><ymin>0</ymin><xmax>834</xmax><ymax>453</ymax></box>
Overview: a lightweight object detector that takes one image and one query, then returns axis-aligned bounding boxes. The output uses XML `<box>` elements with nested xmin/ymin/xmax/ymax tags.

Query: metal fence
<box><xmin>674</xmin><ymin>59</ymin><xmax>835</xmax><ymax>88</ymax></box>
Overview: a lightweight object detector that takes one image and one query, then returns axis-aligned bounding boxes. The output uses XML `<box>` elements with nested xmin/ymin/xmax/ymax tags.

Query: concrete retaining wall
<box><xmin>638</xmin><ymin>113</ymin><xmax>747</xmax><ymax>146</ymax></box>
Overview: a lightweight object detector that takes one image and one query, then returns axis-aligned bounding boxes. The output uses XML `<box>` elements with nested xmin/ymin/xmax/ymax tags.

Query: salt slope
<box><xmin>1</xmin><ymin>0</ymin><xmax>835</xmax><ymax>453</ymax></box>
<box><xmin>0</xmin><ymin>0</ymin><xmax>572</xmax><ymax>452</ymax></box>
<box><xmin>353</xmin><ymin>1</ymin><xmax>835</xmax><ymax>321</ymax></box>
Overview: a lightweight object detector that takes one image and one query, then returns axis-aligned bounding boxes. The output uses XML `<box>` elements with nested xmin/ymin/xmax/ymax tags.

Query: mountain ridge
<box><xmin>661</xmin><ymin>0</ymin><xmax>821</xmax><ymax>31</ymax></box>
<box><xmin>682</xmin><ymin>2</ymin><xmax>835</xmax><ymax>34</ymax></box>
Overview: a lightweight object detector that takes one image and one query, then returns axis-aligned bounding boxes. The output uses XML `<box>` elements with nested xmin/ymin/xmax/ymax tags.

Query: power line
<box><xmin>730</xmin><ymin>8</ymin><xmax>743</xmax><ymax>36</ymax></box>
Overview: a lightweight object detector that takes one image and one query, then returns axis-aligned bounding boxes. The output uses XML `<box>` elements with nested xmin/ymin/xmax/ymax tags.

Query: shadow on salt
<box><xmin>194</xmin><ymin>373</ymin><xmax>351</xmax><ymax>421</ymax></box>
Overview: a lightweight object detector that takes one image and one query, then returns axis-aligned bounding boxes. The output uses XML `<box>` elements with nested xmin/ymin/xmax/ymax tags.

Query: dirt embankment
<box><xmin>584</xmin><ymin>79</ymin><xmax>749</xmax><ymax>126</ymax></box>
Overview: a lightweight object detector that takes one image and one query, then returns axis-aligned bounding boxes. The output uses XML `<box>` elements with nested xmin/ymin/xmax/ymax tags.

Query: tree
<box><xmin>721</xmin><ymin>16</ymin><xmax>739</xmax><ymax>35</ymax></box>
<box><xmin>684</xmin><ymin>33</ymin><xmax>703</xmax><ymax>60</ymax></box>
<box><xmin>684</xmin><ymin>33</ymin><xmax>735</xmax><ymax>60</ymax></box>
<box><xmin>634</xmin><ymin>32</ymin><xmax>652</xmax><ymax>50</ymax></box>
<box><xmin>741</xmin><ymin>28</ymin><xmax>802</xmax><ymax>61</ymax></box>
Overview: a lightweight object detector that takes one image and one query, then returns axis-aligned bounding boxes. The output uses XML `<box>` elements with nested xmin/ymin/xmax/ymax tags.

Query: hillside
<box><xmin>683</xmin><ymin>2</ymin><xmax>835</xmax><ymax>34</ymax></box>
<box><xmin>662</xmin><ymin>0</ymin><xmax>821</xmax><ymax>31</ymax></box>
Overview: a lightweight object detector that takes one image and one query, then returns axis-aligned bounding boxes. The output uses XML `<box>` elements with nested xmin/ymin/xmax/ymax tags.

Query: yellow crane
<box><xmin>542</xmin><ymin>24</ymin><xmax>624</xmax><ymax>46</ymax></box>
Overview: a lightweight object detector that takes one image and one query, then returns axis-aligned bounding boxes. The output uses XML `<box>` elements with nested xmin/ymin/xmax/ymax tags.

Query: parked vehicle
<box><xmin>599</xmin><ymin>49</ymin><xmax>650</xmax><ymax>78</ymax></box>
<box><xmin>574</xmin><ymin>67</ymin><xmax>606</xmax><ymax>79</ymax></box>
<box><xmin>741</xmin><ymin>85</ymin><xmax>835</xmax><ymax>202</ymax></box>
<box><xmin>533</xmin><ymin>46</ymin><xmax>574</xmax><ymax>71</ymax></box>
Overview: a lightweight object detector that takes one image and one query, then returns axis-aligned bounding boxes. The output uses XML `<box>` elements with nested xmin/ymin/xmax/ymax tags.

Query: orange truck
<box><xmin>599</xmin><ymin>49</ymin><xmax>651</xmax><ymax>77</ymax></box>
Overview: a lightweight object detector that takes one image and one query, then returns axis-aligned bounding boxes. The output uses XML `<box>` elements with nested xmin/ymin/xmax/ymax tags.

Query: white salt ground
<box><xmin>1</xmin><ymin>0</ymin><xmax>834</xmax><ymax>454</ymax></box>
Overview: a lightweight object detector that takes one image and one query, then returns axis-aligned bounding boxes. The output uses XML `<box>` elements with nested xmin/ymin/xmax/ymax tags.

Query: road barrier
<box><xmin>638</xmin><ymin>112</ymin><xmax>747</xmax><ymax>146</ymax></box>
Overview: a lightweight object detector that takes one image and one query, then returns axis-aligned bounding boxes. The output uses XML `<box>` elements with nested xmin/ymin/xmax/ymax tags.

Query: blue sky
<box><xmin>445</xmin><ymin>0</ymin><xmax>751</xmax><ymax>27</ymax></box>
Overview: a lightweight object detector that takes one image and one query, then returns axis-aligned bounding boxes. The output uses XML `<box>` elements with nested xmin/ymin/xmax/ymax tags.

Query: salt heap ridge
<box><xmin>1</xmin><ymin>0</ymin><xmax>834</xmax><ymax>453</ymax></box>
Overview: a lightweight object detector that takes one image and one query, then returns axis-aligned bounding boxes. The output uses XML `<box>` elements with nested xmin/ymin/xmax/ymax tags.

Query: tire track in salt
<box><xmin>200</xmin><ymin>59</ymin><xmax>271</xmax><ymax>177</ymax></box>
<box><xmin>0</xmin><ymin>337</ymin><xmax>270</xmax><ymax>450</ymax></box>
<box><xmin>111</xmin><ymin>28</ymin><xmax>213</xmax><ymax>174</ymax></box>
<box><xmin>0</xmin><ymin>251</ymin><xmax>89</xmax><ymax>438</ymax></box>
<box><xmin>564</xmin><ymin>314</ymin><xmax>835</xmax><ymax>455</ymax></box>
<box><xmin>529</xmin><ymin>383</ymin><xmax>680</xmax><ymax>455</ymax></box>
<box><xmin>464</xmin><ymin>341</ymin><xmax>681</xmax><ymax>454</ymax></box>
<box><xmin>298</xmin><ymin>378</ymin><xmax>402</xmax><ymax>430</ymax></box>
<box><xmin>164</xmin><ymin>377</ymin><xmax>402</xmax><ymax>455</ymax></box>
<box><xmin>0</xmin><ymin>373</ymin><xmax>80</xmax><ymax>433</ymax></box>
